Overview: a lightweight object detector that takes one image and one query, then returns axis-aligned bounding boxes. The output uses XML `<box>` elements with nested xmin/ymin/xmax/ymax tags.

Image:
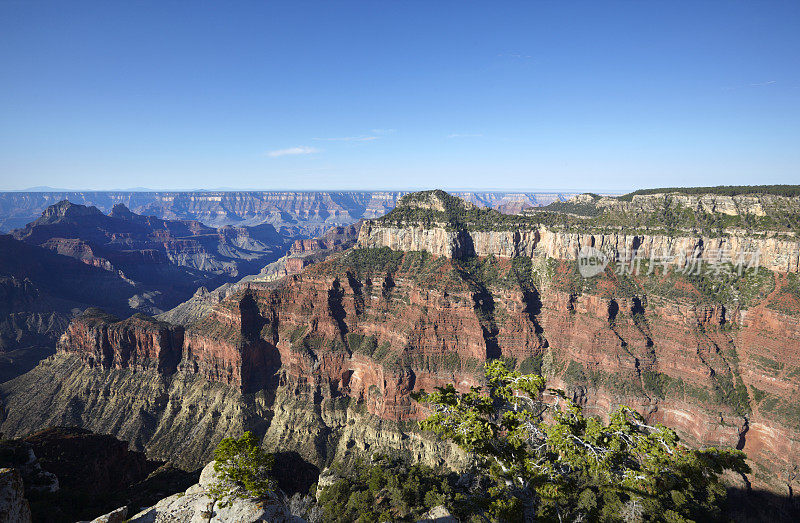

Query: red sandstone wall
<box><xmin>57</xmin><ymin>257</ymin><xmax>800</xmax><ymax>492</ymax></box>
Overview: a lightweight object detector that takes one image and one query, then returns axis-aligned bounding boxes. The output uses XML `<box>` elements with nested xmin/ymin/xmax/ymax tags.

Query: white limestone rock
<box><xmin>129</xmin><ymin>461</ymin><xmax>306</xmax><ymax>523</ymax></box>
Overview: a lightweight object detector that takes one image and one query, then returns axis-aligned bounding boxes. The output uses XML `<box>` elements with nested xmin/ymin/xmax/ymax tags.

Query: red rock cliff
<box><xmin>56</xmin><ymin>249</ymin><xmax>800</xmax><ymax>494</ymax></box>
<box><xmin>57</xmin><ymin>309</ymin><xmax>183</xmax><ymax>374</ymax></box>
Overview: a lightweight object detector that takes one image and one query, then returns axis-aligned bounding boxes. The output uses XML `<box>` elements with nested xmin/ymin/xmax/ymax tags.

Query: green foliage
<box><xmin>342</xmin><ymin>247</ymin><xmax>405</xmax><ymax>276</ymax></box>
<box><xmin>641</xmin><ymin>371</ymin><xmax>683</xmax><ymax>399</ymax></box>
<box><xmin>209</xmin><ymin>431</ymin><xmax>274</xmax><ymax>506</ymax></box>
<box><xmin>289</xmin><ymin>325</ymin><xmax>308</xmax><ymax>343</ymax></box>
<box><xmin>619</xmin><ymin>184</ymin><xmax>800</xmax><ymax>200</ymax></box>
<box><xmin>348</xmin><ymin>333</ymin><xmax>379</xmax><ymax>356</ymax></box>
<box><xmin>518</xmin><ymin>354</ymin><xmax>543</xmax><ymax>375</ymax></box>
<box><xmin>417</xmin><ymin>361</ymin><xmax>750</xmax><ymax>522</ymax></box>
<box><xmin>563</xmin><ymin>360</ymin><xmax>587</xmax><ymax>384</ymax></box>
<box><xmin>636</xmin><ymin>263</ymin><xmax>774</xmax><ymax>309</ymax></box>
<box><xmin>543</xmin><ymin>199</ymin><xmax>604</xmax><ymax>217</ymax></box>
<box><xmin>378</xmin><ymin>190</ymin><xmax>584</xmax><ymax>232</ymax></box>
<box><xmin>316</xmin><ymin>455</ymin><xmax>463</xmax><ymax>523</ymax></box>
<box><xmin>379</xmin><ymin>188</ymin><xmax>800</xmax><ymax>237</ymax></box>
<box><xmin>749</xmin><ymin>385</ymin><xmax>766</xmax><ymax>404</ymax></box>
<box><xmin>371</xmin><ymin>341</ymin><xmax>393</xmax><ymax>362</ymax></box>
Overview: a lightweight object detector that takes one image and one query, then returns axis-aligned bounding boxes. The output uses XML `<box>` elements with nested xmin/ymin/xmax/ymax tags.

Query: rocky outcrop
<box><xmin>129</xmin><ymin>461</ymin><xmax>305</xmax><ymax>523</ymax></box>
<box><xmin>0</xmin><ymin>468</ymin><xmax>32</xmax><ymax>523</ymax></box>
<box><xmin>0</xmin><ymin>427</ymin><xmax>193</xmax><ymax>522</ymax></box>
<box><xmin>290</xmin><ymin>223</ymin><xmax>360</xmax><ymax>255</ymax></box>
<box><xmin>58</xmin><ymin>309</ymin><xmax>184</xmax><ymax>373</ymax></box>
<box><xmin>87</xmin><ymin>506</ymin><xmax>128</xmax><ymax>523</ymax></box>
<box><xmin>155</xmin><ymin>285</ymin><xmax>235</xmax><ymax>327</ymax></box>
<box><xmin>358</xmin><ymin>222</ymin><xmax>800</xmax><ymax>272</ymax></box>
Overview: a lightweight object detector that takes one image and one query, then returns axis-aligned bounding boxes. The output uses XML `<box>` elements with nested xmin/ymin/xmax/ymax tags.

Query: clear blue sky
<box><xmin>1</xmin><ymin>1</ymin><xmax>799</xmax><ymax>192</ymax></box>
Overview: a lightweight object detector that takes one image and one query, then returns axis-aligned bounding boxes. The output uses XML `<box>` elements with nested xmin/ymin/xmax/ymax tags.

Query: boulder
<box><xmin>87</xmin><ymin>506</ymin><xmax>128</xmax><ymax>523</ymax></box>
<box><xmin>417</xmin><ymin>505</ymin><xmax>458</xmax><ymax>523</ymax></box>
<box><xmin>130</xmin><ymin>461</ymin><xmax>305</xmax><ymax>523</ymax></box>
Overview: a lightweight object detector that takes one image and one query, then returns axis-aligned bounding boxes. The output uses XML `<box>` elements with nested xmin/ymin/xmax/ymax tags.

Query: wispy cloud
<box><xmin>266</xmin><ymin>146</ymin><xmax>319</xmax><ymax>157</ymax></box>
<box><xmin>723</xmin><ymin>80</ymin><xmax>778</xmax><ymax>91</ymax></box>
<box><xmin>314</xmin><ymin>129</ymin><xmax>395</xmax><ymax>142</ymax></box>
<box><xmin>314</xmin><ymin>135</ymin><xmax>379</xmax><ymax>142</ymax></box>
<box><xmin>447</xmin><ymin>133</ymin><xmax>483</xmax><ymax>138</ymax></box>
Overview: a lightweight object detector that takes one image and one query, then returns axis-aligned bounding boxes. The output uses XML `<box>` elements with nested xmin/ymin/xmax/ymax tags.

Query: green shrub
<box><xmin>209</xmin><ymin>431</ymin><xmax>274</xmax><ymax>505</ymax></box>
<box><xmin>317</xmin><ymin>455</ymin><xmax>461</xmax><ymax>523</ymax></box>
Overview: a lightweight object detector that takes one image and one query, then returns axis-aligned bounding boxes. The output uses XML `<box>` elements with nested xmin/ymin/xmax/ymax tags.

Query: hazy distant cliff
<box><xmin>0</xmin><ymin>190</ymin><xmax>575</xmax><ymax>233</ymax></box>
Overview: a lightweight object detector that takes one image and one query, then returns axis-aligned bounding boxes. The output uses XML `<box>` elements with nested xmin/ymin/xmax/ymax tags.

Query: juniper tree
<box><xmin>209</xmin><ymin>431</ymin><xmax>274</xmax><ymax>506</ymax></box>
<box><xmin>417</xmin><ymin>360</ymin><xmax>749</xmax><ymax>522</ymax></box>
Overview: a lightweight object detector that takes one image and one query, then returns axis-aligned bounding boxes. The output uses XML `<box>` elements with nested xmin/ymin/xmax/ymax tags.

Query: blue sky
<box><xmin>1</xmin><ymin>1</ymin><xmax>799</xmax><ymax>192</ymax></box>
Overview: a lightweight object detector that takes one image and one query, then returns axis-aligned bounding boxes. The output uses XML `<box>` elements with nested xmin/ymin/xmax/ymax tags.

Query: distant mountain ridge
<box><xmin>0</xmin><ymin>190</ymin><xmax>576</xmax><ymax>233</ymax></box>
<box><xmin>12</xmin><ymin>200</ymin><xmax>290</xmax><ymax>285</ymax></box>
<box><xmin>0</xmin><ymin>200</ymin><xmax>298</xmax><ymax>381</ymax></box>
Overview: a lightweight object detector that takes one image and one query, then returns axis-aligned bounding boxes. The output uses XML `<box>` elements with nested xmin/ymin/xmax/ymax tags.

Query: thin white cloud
<box><xmin>447</xmin><ymin>133</ymin><xmax>484</xmax><ymax>138</ymax></box>
<box><xmin>314</xmin><ymin>135</ymin><xmax>379</xmax><ymax>142</ymax></box>
<box><xmin>723</xmin><ymin>80</ymin><xmax>778</xmax><ymax>91</ymax></box>
<box><xmin>314</xmin><ymin>129</ymin><xmax>395</xmax><ymax>142</ymax></box>
<box><xmin>266</xmin><ymin>146</ymin><xmax>319</xmax><ymax>157</ymax></box>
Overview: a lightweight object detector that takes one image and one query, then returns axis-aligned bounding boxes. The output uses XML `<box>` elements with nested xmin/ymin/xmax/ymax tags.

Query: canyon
<box><xmin>1</xmin><ymin>189</ymin><xmax>799</xmax><ymax>505</ymax></box>
<box><xmin>0</xmin><ymin>190</ymin><xmax>575</xmax><ymax>234</ymax></box>
<box><xmin>0</xmin><ymin>200</ymin><xmax>295</xmax><ymax>382</ymax></box>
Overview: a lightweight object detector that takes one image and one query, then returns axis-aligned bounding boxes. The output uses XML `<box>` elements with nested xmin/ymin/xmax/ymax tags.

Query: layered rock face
<box><xmin>0</xmin><ymin>190</ymin><xmax>576</xmax><ymax>233</ymax></box>
<box><xmin>3</xmin><ymin>189</ymin><xmax>800</xmax><ymax>498</ymax></box>
<box><xmin>155</xmin><ymin>223</ymin><xmax>361</xmax><ymax>328</ymax></box>
<box><xmin>58</xmin><ymin>310</ymin><xmax>184</xmax><ymax>373</ymax></box>
<box><xmin>5</xmin><ymin>245</ymin><xmax>799</xmax><ymax>495</ymax></box>
<box><xmin>290</xmin><ymin>223</ymin><xmax>360</xmax><ymax>255</ymax></box>
<box><xmin>358</xmin><ymin>222</ymin><xmax>800</xmax><ymax>272</ymax></box>
<box><xmin>602</xmin><ymin>192</ymin><xmax>800</xmax><ymax>218</ymax></box>
<box><xmin>0</xmin><ymin>234</ymin><xmax>159</xmax><ymax>381</ymax></box>
<box><xmin>0</xmin><ymin>200</ymin><xmax>294</xmax><ymax>381</ymax></box>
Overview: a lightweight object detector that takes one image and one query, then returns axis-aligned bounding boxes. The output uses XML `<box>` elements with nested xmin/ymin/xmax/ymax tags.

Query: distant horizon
<box><xmin>5</xmin><ymin>183</ymin><xmax>800</xmax><ymax>195</ymax></box>
<box><xmin>3</xmin><ymin>185</ymin><xmax>614</xmax><ymax>194</ymax></box>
